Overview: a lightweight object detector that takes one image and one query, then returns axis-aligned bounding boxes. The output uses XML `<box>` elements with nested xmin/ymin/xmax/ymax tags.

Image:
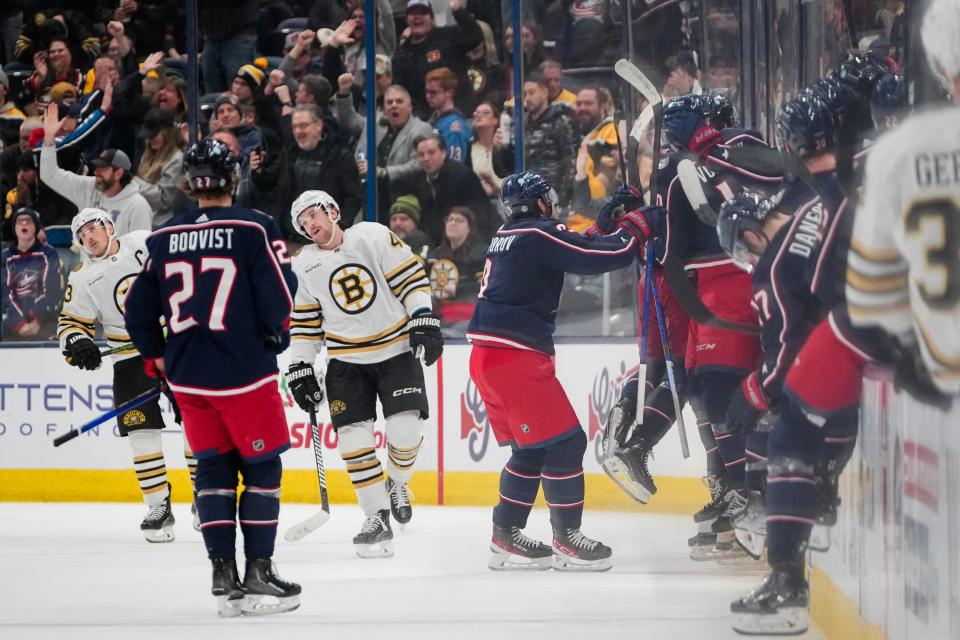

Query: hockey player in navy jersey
<box><xmin>467</xmin><ymin>171</ymin><xmax>652</xmax><ymax>572</ymax></box>
<box><xmin>722</xmin><ymin>95</ymin><xmax>893</xmax><ymax>636</ymax></box>
<box><xmin>124</xmin><ymin>139</ymin><xmax>301</xmax><ymax>618</ymax></box>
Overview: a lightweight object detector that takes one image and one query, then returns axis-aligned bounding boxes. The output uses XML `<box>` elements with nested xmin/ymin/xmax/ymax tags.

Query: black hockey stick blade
<box><xmin>677</xmin><ymin>158</ymin><xmax>718</xmax><ymax>225</ymax></box>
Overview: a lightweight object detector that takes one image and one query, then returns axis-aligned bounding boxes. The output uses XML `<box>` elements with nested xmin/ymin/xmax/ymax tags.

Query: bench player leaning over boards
<box><xmin>284</xmin><ymin>190</ymin><xmax>443</xmax><ymax>559</ymax></box>
<box><xmin>58</xmin><ymin>207</ymin><xmax>196</xmax><ymax>543</ymax></box>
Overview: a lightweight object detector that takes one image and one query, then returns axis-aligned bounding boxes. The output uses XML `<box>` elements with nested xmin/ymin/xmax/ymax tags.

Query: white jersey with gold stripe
<box><xmin>847</xmin><ymin>106</ymin><xmax>960</xmax><ymax>393</ymax></box>
<box><xmin>57</xmin><ymin>230</ymin><xmax>150</xmax><ymax>361</ymax></box>
<box><xmin>289</xmin><ymin>222</ymin><xmax>432</xmax><ymax>366</ymax></box>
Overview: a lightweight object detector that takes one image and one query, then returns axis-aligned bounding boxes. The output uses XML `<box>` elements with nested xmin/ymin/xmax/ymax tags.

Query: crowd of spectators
<box><xmin>0</xmin><ymin>0</ymin><xmax>698</xmax><ymax>338</ymax></box>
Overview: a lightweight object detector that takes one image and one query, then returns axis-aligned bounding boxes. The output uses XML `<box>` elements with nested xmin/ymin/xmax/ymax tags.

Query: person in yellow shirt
<box><xmin>567</xmin><ymin>85</ymin><xmax>619</xmax><ymax>231</ymax></box>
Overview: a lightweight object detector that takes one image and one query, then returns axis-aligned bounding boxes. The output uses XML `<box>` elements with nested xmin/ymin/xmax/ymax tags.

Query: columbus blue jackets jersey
<box><xmin>659</xmin><ymin>139</ymin><xmax>781</xmax><ymax>268</ymax></box>
<box><xmin>2</xmin><ymin>241</ymin><xmax>64</xmax><ymax>338</ymax></box>
<box><xmin>466</xmin><ymin>217</ymin><xmax>638</xmax><ymax>354</ymax></box>
<box><xmin>124</xmin><ymin>206</ymin><xmax>297</xmax><ymax>395</ymax></box>
<box><xmin>750</xmin><ymin>173</ymin><xmax>850</xmax><ymax>400</ymax></box>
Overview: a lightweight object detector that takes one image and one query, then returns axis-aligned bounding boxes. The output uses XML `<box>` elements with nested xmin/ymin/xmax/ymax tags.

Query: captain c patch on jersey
<box><xmin>329</xmin><ymin>263</ymin><xmax>377</xmax><ymax>314</ymax></box>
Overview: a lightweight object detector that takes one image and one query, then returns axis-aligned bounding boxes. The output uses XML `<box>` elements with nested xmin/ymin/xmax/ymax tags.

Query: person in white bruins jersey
<box><xmin>58</xmin><ymin>208</ymin><xmax>196</xmax><ymax>542</ymax></box>
<box><xmin>284</xmin><ymin>190</ymin><xmax>443</xmax><ymax>559</ymax></box>
<box><xmin>846</xmin><ymin>0</ymin><xmax>960</xmax><ymax>397</ymax></box>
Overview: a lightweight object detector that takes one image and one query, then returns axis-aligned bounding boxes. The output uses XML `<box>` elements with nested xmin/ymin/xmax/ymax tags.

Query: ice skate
<box><xmin>241</xmin><ymin>559</ymin><xmax>301</xmax><ymax>616</ymax></box>
<box><xmin>552</xmin><ymin>528</ymin><xmax>613</xmax><ymax>572</ymax></box>
<box><xmin>690</xmin><ymin>517</ymin><xmax>752</xmax><ymax>563</ymax></box>
<box><xmin>140</xmin><ymin>488</ymin><xmax>175</xmax><ymax>543</ymax></box>
<box><xmin>731</xmin><ymin>569</ymin><xmax>809</xmax><ymax>635</ymax></box>
<box><xmin>603</xmin><ymin>438</ymin><xmax>656</xmax><ymax>504</ymax></box>
<box><xmin>210</xmin><ymin>558</ymin><xmax>244</xmax><ymax>618</ymax></box>
<box><xmin>353</xmin><ymin>509</ymin><xmax>394</xmax><ymax>558</ymax></box>
<box><xmin>719</xmin><ymin>486</ymin><xmax>749</xmax><ymax>521</ymax></box>
<box><xmin>488</xmin><ymin>523</ymin><xmax>553</xmax><ymax>571</ymax></box>
<box><xmin>733</xmin><ymin>491</ymin><xmax>767</xmax><ymax>559</ymax></box>
<box><xmin>693</xmin><ymin>475</ymin><xmax>727</xmax><ymax>532</ymax></box>
<box><xmin>387</xmin><ymin>477</ymin><xmax>414</xmax><ymax>530</ymax></box>
<box><xmin>809</xmin><ymin>477</ymin><xmax>839</xmax><ymax>552</ymax></box>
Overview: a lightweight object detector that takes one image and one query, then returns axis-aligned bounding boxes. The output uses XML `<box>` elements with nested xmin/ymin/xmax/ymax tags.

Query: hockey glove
<box><xmin>407</xmin><ymin>310</ymin><xmax>443</xmax><ymax>366</ymax></box>
<box><xmin>63</xmin><ymin>334</ymin><xmax>102</xmax><ymax>370</ymax></box>
<box><xmin>596</xmin><ymin>185</ymin><xmax>646</xmax><ymax>234</ymax></box>
<box><xmin>264</xmin><ymin>329</ymin><xmax>290</xmax><ymax>354</ymax></box>
<box><xmin>726</xmin><ymin>371</ymin><xmax>768</xmax><ymax>435</ymax></box>
<box><xmin>285</xmin><ymin>362</ymin><xmax>325</xmax><ymax>412</ymax></box>
<box><xmin>893</xmin><ymin>350</ymin><xmax>953</xmax><ymax>412</ymax></box>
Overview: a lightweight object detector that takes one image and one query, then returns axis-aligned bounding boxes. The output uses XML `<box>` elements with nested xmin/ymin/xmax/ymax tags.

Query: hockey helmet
<box><xmin>775</xmin><ymin>96</ymin><xmax>837</xmax><ymax>158</ymax></box>
<box><xmin>704</xmin><ymin>92</ymin><xmax>737</xmax><ymax>129</ymax></box>
<box><xmin>870</xmin><ymin>73</ymin><xmax>907</xmax><ymax>131</ymax></box>
<box><xmin>183</xmin><ymin>138</ymin><xmax>237</xmax><ymax>193</ymax></box>
<box><xmin>291</xmin><ymin>190</ymin><xmax>341</xmax><ymax>240</ymax></box>
<box><xmin>803</xmin><ymin>77</ymin><xmax>861</xmax><ymax>127</ymax></box>
<box><xmin>499</xmin><ymin>171</ymin><xmax>554</xmax><ymax>218</ymax></box>
<box><xmin>662</xmin><ymin>94</ymin><xmax>709</xmax><ymax>149</ymax></box>
<box><xmin>716</xmin><ymin>192</ymin><xmax>777</xmax><ymax>273</ymax></box>
<box><xmin>71</xmin><ymin>207</ymin><xmax>116</xmax><ymax>260</ymax></box>
<box><xmin>830</xmin><ymin>56</ymin><xmax>889</xmax><ymax>98</ymax></box>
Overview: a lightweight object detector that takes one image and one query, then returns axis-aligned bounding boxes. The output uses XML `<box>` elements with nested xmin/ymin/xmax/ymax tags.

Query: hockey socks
<box><xmin>128</xmin><ymin>430</ymin><xmax>170</xmax><ymax>505</ymax></box>
<box><xmin>542</xmin><ymin>430</ymin><xmax>587</xmax><ymax>531</ymax></box>
<box><xmin>493</xmin><ymin>447</ymin><xmax>544</xmax><ymax>528</ymax></box>
<box><xmin>238</xmin><ymin>456</ymin><xmax>282</xmax><ymax>560</ymax></box>
<box><xmin>339</xmin><ymin>422</ymin><xmax>390</xmax><ymax>514</ymax></box>
<box><xmin>195</xmin><ymin>451</ymin><xmax>240</xmax><ymax>560</ymax></box>
<box><xmin>385</xmin><ymin>410</ymin><xmax>423</xmax><ymax>485</ymax></box>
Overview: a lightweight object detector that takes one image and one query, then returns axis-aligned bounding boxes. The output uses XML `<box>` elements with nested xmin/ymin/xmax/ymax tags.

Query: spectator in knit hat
<box><xmin>232</xmin><ymin>64</ymin><xmax>265</xmax><ymax>107</ymax></box>
<box><xmin>388</xmin><ymin>194</ymin><xmax>432</xmax><ymax>257</ymax></box>
<box><xmin>210</xmin><ymin>93</ymin><xmax>263</xmax><ymax>161</ymax></box>
<box><xmin>0</xmin><ymin>69</ymin><xmax>26</xmax><ymax>148</ymax></box>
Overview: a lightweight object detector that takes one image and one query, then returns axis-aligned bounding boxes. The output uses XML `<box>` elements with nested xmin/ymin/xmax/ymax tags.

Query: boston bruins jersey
<box><xmin>57</xmin><ymin>230</ymin><xmax>149</xmax><ymax>361</ymax></box>
<box><xmin>290</xmin><ymin>222</ymin><xmax>432</xmax><ymax>366</ymax></box>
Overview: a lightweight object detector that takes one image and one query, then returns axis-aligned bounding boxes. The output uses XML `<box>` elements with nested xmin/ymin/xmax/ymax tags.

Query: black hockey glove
<box><xmin>264</xmin><ymin>329</ymin><xmax>290</xmax><ymax>354</ymax></box>
<box><xmin>63</xmin><ymin>334</ymin><xmax>102</xmax><ymax>371</ymax></box>
<box><xmin>407</xmin><ymin>311</ymin><xmax>443</xmax><ymax>366</ymax></box>
<box><xmin>596</xmin><ymin>186</ymin><xmax>645</xmax><ymax>234</ymax></box>
<box><xmin>893</xmin><ymin>350</ymin><xmax>953</xmax><ymax>412</ymax></box>
<box><xmin>285</xmin><ymin>362</ymin><xmax>325</xmax><ymax>412</ymax></box>
<box><xmin>726</xmin><ymin>371</ymin><xmax>768</xmax><ymax>436</ymax></box>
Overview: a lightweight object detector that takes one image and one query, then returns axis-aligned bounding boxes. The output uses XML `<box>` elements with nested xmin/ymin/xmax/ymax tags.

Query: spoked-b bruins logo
<box><xmin>329</xmin><ymin>263</ymin><xmax>377</xmax><ymax>314</ymax></box>
<box><xmin>113</xmin><ymin>273</ymin><xmax>140</xmax><ymax>314</ymax></box>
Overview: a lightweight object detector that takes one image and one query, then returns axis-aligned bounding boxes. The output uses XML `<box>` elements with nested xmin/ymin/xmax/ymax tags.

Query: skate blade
<box><xmin>601</xmin><ymin>458</ymin><xmax>651</xmax><ymax>504</ymax></box>
<box><xmin>216</xmin><ymin>595</ymin><xmax>243</xmax><ymax>618</ymax></box>
<box><xmin>143</xmin><ymin>525</ymin><xmax>175</xmax><ymax>543</ymax></box>
<box><xmin>240</xmin><ymin>594</ymin><xmax>300</xmax><ymax>616</ymax></box>
<box><xmin>690</xmin><ymin>541</ymin><xmax>749</xmax><ymax>562</ymax></box>
<box><xmin>809</xmin><ymin>525</ymin><xmax>830</xmax><ymax>552</ymax></box>
<box><xmin>732</xmin><ymin>607</ymin><xmax>809</xmax><ymax>635</ymax></box>
<box><xmin>734</xmin><ymin>527</ymin><xmax>766</xmax><ymax>560</ymax></box>
<box><xmin>355</xmin><ymin>540</ymin><xmax>395</xmax><ymax>559</ymax></box>
<box><xmin>488</xmin><ymin>549</ymin><xmax>552</xmax><ymax>571</ymax></box>
<box><xmin>552</xmin><ymin>552</ymin><xmax>613</xmax><ymax>572</ymax></box>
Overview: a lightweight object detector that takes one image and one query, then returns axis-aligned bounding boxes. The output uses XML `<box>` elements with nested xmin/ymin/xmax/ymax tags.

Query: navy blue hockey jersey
<box><xmin>124</xmin><ymin>206</ymin><xmax>297</xmax><ymax>395</ymax></box>
<box><xmin>659</xmin><ymin>139</ymin><xmax>781</xmax><ymax>268</ymax></box>
<box><xmin>466</xmin><ymin>217</ymin><xmax>639</xmax><ymax>354</ymax></box>
<box><xmin>750</xmin><ymin>173</ymin><xmax>850</xmax><ymax>400</ymax></box>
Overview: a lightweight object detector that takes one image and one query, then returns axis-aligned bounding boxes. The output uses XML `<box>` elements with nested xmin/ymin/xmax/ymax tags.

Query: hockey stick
<box><xmin>284</xmin><ymin>407</ymin><xmax>330</xmax><ymax>542</ymax></box>
<box><xmin>648</xmin><ymin>252</ymin><xmax>690</xmax><ymax>459</ymax></box>
<box><xmin>677</xmin><ymin>159</ymin><xmax>717</xmax><ymax>225</ymax></box>
<box><xmin>53</xmin><ymin>384</ymin><xmax>164</xmax><ymax>447</ymax></box>
<box><xmin>614</xmin><ymin>59</ymin><xmax>663</xmax><ymax>204</ymax></box>
<box><xmin>100</xmin><ymin>341</ymin><xmax>135</xmax><ymax>357</ymax></box>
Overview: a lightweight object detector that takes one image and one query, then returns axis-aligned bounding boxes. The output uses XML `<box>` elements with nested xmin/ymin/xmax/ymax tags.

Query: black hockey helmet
<box><xmin>183</xmin><ymin>138</ymin><xmax>237</xmax><ymax>192</ymax></box>
<box><xmin>870</xmin><ymin>73</ymin><xmax>907</xmax><ymax>131</ymax></box>
<box><xmin>704</xmin><ymin>92</ymin><xmax>737</xmax><ymax>129</ymax></box>
<box><xmin>775</xmin><ymin>96</ymin><xmax>837</xmax><ymax>158</ymax></box>
<box><xmin>500</xmin><ymin>171</ymin><xmax>555</xmax><ymax>218</ymax></box>
<box><xmin>716</xmin><ymin>192</ymin><xmax>777</xmax><ymax>273</ymax></box>
<box><xmin>662</xmin><ymin>94</ymin><xmax>709</xmax><ymax>149</ymax></box>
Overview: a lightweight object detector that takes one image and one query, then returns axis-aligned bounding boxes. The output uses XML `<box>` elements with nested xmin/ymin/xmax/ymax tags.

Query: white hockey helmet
<box><xmin>71</xmin><ymin>208</ymin><xmax>116</xmax><ymax>260</ymax></box>
<box><xmin>922</xmin><ymin>0</ymin><xmax>960</xmax><ymax>92</ymax></box>
<box><xmin>290</xmin><ymin>190</ymin><xmax>341</xmax><ymax>240</ymax></box>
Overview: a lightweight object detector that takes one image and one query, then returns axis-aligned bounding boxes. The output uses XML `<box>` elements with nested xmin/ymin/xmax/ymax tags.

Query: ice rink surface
<box><xmin>0</xmin><ymin>504</ymin><xmax>825</xmax><ymax>640</ymax></box>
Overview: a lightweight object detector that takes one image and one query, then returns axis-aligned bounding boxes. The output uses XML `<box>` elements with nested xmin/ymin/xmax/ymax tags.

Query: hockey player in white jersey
<box><xmin>846</xmin><ymin>0</ymin><xmax>960</xmax><ymax>398</ymax></box>
<box><xmin>58</xmin><ymin>208</ymin><xmax>196</xmax><ymax>542</ymax></box>
<box><xmin>284</xmin><ymin>191</ymin><xmax>443</xmax><ymax>558</ymax></box>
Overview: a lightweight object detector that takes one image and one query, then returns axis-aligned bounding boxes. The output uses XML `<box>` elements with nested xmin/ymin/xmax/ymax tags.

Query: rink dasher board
<box><xmin>0</xmin><ymin>343</ymin><xmax>708</xmax><ymax>510</ymax></box>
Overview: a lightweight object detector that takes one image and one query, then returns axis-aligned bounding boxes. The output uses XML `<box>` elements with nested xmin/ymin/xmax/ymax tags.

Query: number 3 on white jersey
<box><xmin>165</xmin><ymin>258</ymin><xmax>238</xmax><ymax>333</ymax></box>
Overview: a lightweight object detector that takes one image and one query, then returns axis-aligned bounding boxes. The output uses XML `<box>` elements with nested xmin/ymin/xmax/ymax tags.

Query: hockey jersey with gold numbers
<box><xmin>289</xmin><ymin>222</ymin><xmax>432</xmax><ymax>366</ymax></box>
<box><xmin>57</xmin><ymin>230</ymin><xmax>149</xmax><ymax>361</ymax></box>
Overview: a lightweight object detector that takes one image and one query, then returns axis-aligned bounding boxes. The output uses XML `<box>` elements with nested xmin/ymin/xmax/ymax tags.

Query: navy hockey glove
<box><xmin>726</xmin><ymin>371</ymin><xmax>768</xmax><ymax>435</ymax></box>
<box><xmin>264</xmin><ymin>329</ymin><xmax>290</xmax><ymax>354</ymax></box>
<box><xmin>596</xmin><ymin>185</ymin><xmax>645</xmax><ymax>234</ymax></box>
<box><xmin>285</xmin><ymin>362</ymin><xmax>325</xmax><ymax>412</ymax></box>
<box><xmin>407</xmin><ymin>310</ymin><xmax>443</xmax><ymax>366</ymax></box>
<box><xmin>63</xmin><ymin>334</ymin><xmax>102</xmax><ymax>370</ymax></box>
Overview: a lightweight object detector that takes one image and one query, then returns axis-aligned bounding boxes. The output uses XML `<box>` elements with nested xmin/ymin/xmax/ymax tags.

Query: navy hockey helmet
<box><xmin>870</xmin><ymin>73</ymin><xmax>907</xmax><ymax>131</ymax></box>
<box><xmin>775</xmin><ymin>96</ymin><xmax>836</xmax><ymax>158</ymax></box>
<box><xmin>183</xmin><ymin>138</ymin><xmax>237</xmax><ymax>192</ymax></box>
<box><xmin>500</xmin><ymin>171</ymin><xmax>554</xmax><ymax>218</ymax></box>
<box><xmin>716</xmin><ymin>192</ymin><xmax>777</xmax><ymax>273</ymax></box>
<box><xmin>803</xmin><ymin>77</ymin><xmax>861</xmax><ymax>126</ymax></box>
<box><xmin>704</xmin><ymin>92</ymin><xmax>737</xmax><ymax>129</ymax></box>
<box><xmin>830</xmin><ymin>56</ymin><xmax>889</xmax><ymax>98</ymax></box>
<box><xmin>662</xmin><ymin>94</ymin><xmax>709</xmax><ymax>149</ymax></box>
